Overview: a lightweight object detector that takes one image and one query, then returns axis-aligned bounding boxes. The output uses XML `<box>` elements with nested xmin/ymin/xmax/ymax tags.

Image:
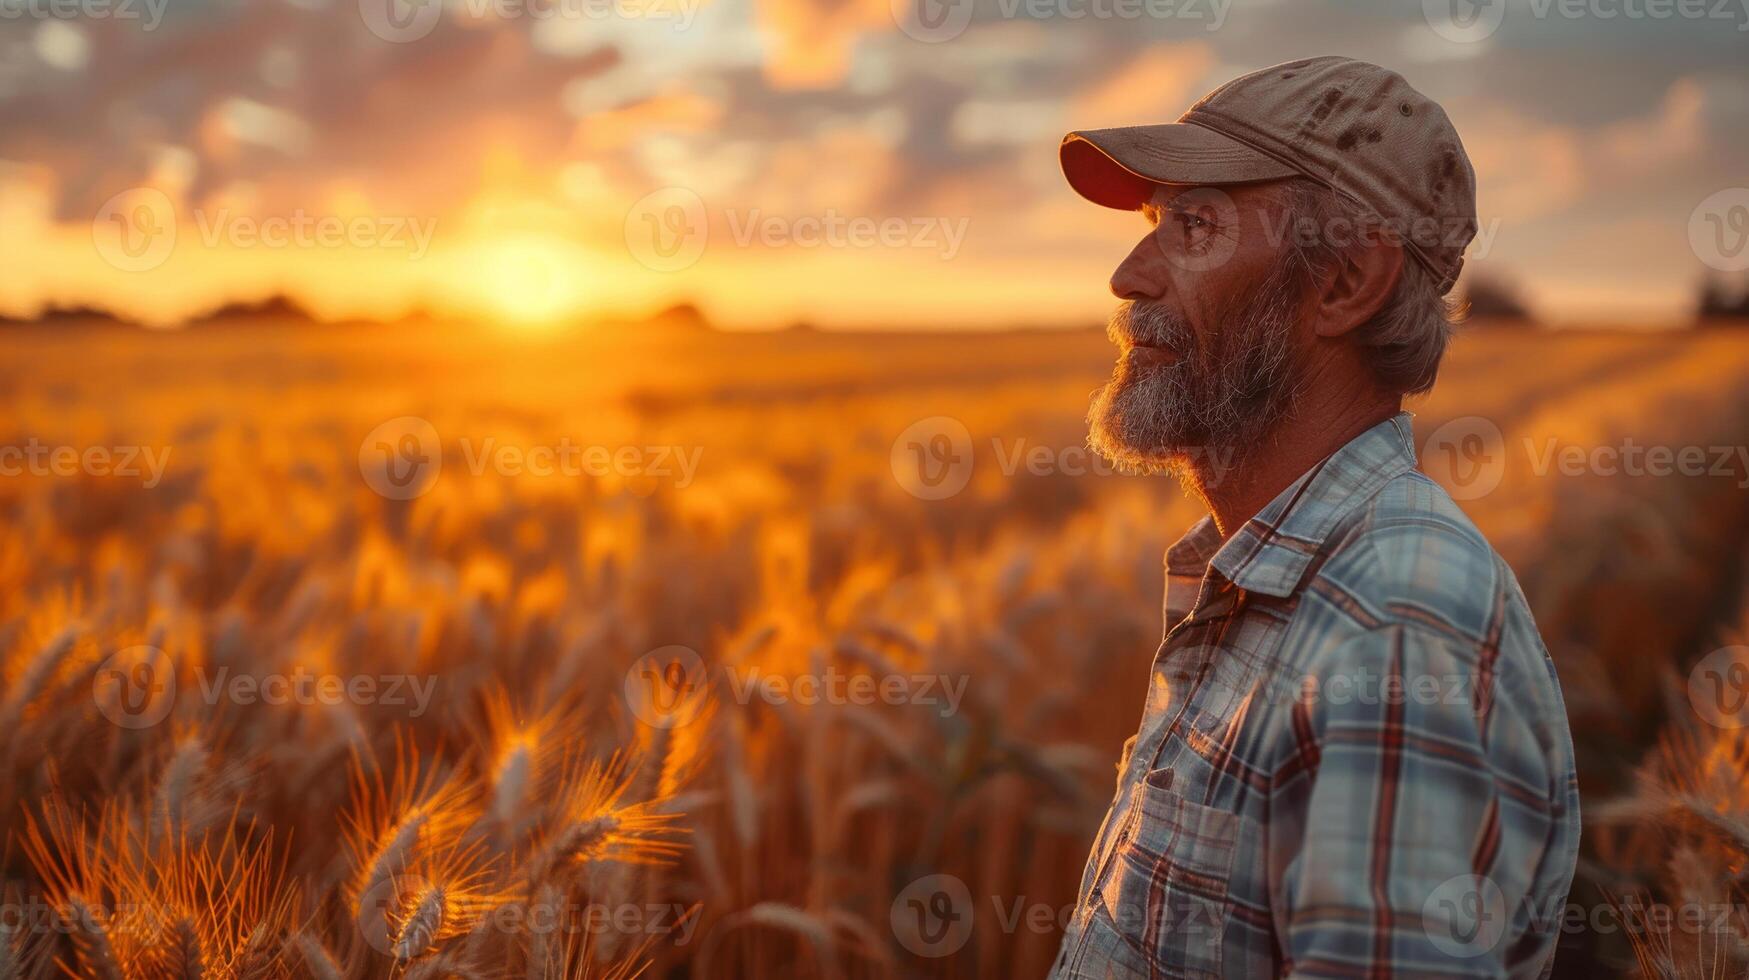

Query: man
<box><xmin>1050</xmin><ymin>57</ymin><xmax>1581</xmax><ymax>979</ymax></box>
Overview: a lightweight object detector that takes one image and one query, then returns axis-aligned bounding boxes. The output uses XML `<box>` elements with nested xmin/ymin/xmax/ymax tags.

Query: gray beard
<box><xmin>1086</xmin><ymin>263</ymin><xmax>1306</xmax><ymax>482</ymax></box>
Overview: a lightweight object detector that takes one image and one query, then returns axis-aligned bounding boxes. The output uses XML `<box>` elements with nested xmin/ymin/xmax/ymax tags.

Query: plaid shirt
<box><xmin>1051</xmin><ymin>413</ymin><xmax>1581</xmax><ymax>980</ymax></box>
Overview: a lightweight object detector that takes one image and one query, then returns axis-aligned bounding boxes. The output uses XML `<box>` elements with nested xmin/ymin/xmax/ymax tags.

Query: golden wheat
<box><xmin>1</xmin><ymin>324</ymin><xmax>1747</xmax><ymax>977</ymax></box>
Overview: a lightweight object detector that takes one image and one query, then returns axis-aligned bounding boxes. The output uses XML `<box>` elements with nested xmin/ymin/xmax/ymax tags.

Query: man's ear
<box><xmin>1309</xmin><ymin>242</ymin><xmax>1404</xmax><ymax>338</ymax></box>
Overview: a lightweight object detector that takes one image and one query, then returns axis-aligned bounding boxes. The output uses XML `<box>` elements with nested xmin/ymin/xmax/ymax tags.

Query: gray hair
<box><xmin>1279</xmin><ymin>178</ymin><xmax>1462</xmax><ymax>396</ymax></box>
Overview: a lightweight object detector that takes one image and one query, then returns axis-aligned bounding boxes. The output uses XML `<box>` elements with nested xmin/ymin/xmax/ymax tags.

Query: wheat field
<box><xmin>2</xmin><ymin>318</ymin><xmax>1748</xmax><ymax>979</ymax></box>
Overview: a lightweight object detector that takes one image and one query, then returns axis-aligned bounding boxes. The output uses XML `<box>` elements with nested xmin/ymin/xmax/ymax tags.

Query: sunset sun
<box><xmin>473</xmin><ymin>237</ymin><xmax>588</xmax><ymax>327</ymax></box>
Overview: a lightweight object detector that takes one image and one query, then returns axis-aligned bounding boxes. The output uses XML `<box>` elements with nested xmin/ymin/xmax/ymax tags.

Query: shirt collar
<box><xmin>1167</xmin><ymin>412</ymin><xmax>1419</xmax><ymax>602</ymax></box>
<box><xmin>1163</xmin><ymin>513</ymin><xmax>1224</xmax><ymax>627</ymax></box>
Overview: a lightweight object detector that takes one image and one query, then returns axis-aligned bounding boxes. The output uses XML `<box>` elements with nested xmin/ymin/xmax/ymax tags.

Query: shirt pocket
<box><xmin>1092</xmin><ymin>767</ymin><xmax>1238</xmax><ymax>979</ymax></box>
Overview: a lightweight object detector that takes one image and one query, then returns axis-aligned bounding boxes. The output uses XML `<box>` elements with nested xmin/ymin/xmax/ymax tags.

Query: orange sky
<box><xmin>2</xmin><ymin>2</ymin><xmax>1744</xmax><ymax>329</ymax></box>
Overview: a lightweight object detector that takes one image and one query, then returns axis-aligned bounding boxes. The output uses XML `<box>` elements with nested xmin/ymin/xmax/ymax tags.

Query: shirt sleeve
<box><xmin>1271</xmin><ymin>623</ymin><xmax>1561</xmax><ymax>979</ymax></box>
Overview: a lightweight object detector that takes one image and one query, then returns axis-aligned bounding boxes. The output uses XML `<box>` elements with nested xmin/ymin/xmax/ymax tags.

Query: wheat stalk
<box><xmin>0</xmin><ymin>921</ymin><xmax>19</xmax><ymax>980</ymax></box>
<box><xmin>62</xmin><ymin>896</ymin><xmax>122</xmax><ymax>980</ymax></box>
<box><xmin>163</xmin><ymin>915</ymin><xmax>207</xmax><ymax>980</ymax></box>
<box><xmin>491</xmin><ymin>741</ymin><xmax>532</xmax><ymax>833</ymax></box>
<box><xmin>393</xmin><ymin>885</ymin><xmax>447</xmax><ymax>962</ymax></box>
<box><xmin>359</xmin><ymin>808</ymin><xmax>427</xmax><ymax>910</ymax></box>
<box><xmin>528</xmin><ymin>815</ymin><xmax>616</xmax><ymax>887</ymax></box>
<box><xmin>293</xmin><ymin>933</ymin><xmax>343</xmax><ymax>980</ymax></box>
<box><xmin>230</xmin><ymin>924</ymin><xmax>281</xmax><ymax>980</ymax></box>
<box><xmin>524</xmin><ymin>884</ymin><xmax>560</xmax><ymax>980</ymax></box>
<box><xmin>0</xmin><ymin>627</ymin><xmax>80</xmax><ymax>736</ymax></box>
<box><xmin>152</xmin><ymin>736</ymin><xmax>210</xmax><ymax>845</ymax></box>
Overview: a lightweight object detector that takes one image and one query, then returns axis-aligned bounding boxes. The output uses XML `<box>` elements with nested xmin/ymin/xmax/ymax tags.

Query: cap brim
<box><xmin>1061</xmin><ymin>123</ymin><xmax>1303</xmax><ymax>210</ymax></box>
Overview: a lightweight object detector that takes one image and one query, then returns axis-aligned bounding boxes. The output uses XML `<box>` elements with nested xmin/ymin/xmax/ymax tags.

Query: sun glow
<box><xmin>468</xmin><ymin>236</ymin><xmax>593</xmax><ymax>328</ymax></box>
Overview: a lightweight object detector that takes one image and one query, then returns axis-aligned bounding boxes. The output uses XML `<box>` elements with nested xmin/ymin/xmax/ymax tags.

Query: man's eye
<box><xmin>1158</xmin><ymin>209</ymin><xmax>1218</xmax><ymax>254</ymax></box>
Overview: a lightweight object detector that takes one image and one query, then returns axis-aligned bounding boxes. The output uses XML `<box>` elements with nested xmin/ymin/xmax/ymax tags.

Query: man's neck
<box><xmin>1183</xmin><ymin>388</ymin><xmax>1402</xmax><ymax>539</ymax></box>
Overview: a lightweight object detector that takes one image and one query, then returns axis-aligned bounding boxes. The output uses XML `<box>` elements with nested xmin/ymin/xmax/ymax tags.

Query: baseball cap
<box><xmin>1061</xmin><ymin>55</ymin><xmax>1477</xmax><ymax>294</ymax></box>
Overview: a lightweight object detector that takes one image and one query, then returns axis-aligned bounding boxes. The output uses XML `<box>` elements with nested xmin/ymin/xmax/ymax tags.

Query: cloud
<box><xmin>751</xmin><ymin>0</ymin><xmax>892</xmax><ymax>89</ymax></box>
<box><xmin>1069</xmin><ymin>42</ymin><xmax>1216</xmax><ymax>127</ymax></box>
<box><xmin>1463</xmin><ymin>73</ymin><xmax>1734</xmax><ymax>226</ymax></box>
<box><xmin>1460</xmin><ymin>105</ymin><xmax>1587</xmax><ymax>222</ymax></box>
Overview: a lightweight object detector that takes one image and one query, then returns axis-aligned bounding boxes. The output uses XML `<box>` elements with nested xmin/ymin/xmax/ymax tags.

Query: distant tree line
<box><xmin>1698</xmin><ymin>273</ymin><xmax>1749</xmax><ymax>321</ymax></box>
<box><xmin>1460</xmin><ymin>273</ymin><xmax>1532</xmax><ymax>322</ymax></box>
<box><xmin>1447</xmin><ymin>269</ymin><xmax>1749</xmax><ymax>329</ymax></box>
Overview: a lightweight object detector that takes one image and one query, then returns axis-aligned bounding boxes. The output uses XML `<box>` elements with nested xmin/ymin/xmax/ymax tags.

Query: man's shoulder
<box><xmin>1290</xmin><ymin>467</ymin><xmax>1576</xmax><ymax>805</ymax></box>
<box><xmin>1310</xmin><ymin>467</ymin><xmax>1530</xmax><ymax>648</ymax></box>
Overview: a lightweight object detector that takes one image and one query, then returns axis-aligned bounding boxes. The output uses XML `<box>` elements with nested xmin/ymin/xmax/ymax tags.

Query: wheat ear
<box><xmin>293</xmin><ymin>934</ymin><xmax>343</xmax><ymax>980</ymax></box>
<box><xmin>393</xmin><ymin>886</ymin><xmax>446</xmax><ymax>962</ymax></box>
<box><xmin>63</xmin><ymin>896</ymin><xmax>122</xmax><ymax>980</ymax></box>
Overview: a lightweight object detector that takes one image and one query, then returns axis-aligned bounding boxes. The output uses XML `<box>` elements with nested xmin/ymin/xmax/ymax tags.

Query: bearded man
<box><xmin>1051</xmin><ymin>56</ymin><xmax>1581</xmax><ymax>979</ymax></box>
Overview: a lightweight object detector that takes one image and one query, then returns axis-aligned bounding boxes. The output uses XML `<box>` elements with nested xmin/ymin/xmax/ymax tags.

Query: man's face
<box><xmin>1087</xmin><ymin>181</ymin><xmax>1310</xmax><ymax>476</ymax></box>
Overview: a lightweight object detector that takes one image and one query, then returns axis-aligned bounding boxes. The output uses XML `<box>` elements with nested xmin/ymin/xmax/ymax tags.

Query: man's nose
<box><xmin>1109</xmin><ymin>233</ymin><xmax>1167</xmax><ymax>302</ymax></box>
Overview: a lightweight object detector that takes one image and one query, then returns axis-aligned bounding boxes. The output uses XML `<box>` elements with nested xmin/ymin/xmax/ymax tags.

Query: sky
<box><xmin>0</xmin><ymin>0</ymin><xmax>1745</xmax><ymax>329</ymax></box>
